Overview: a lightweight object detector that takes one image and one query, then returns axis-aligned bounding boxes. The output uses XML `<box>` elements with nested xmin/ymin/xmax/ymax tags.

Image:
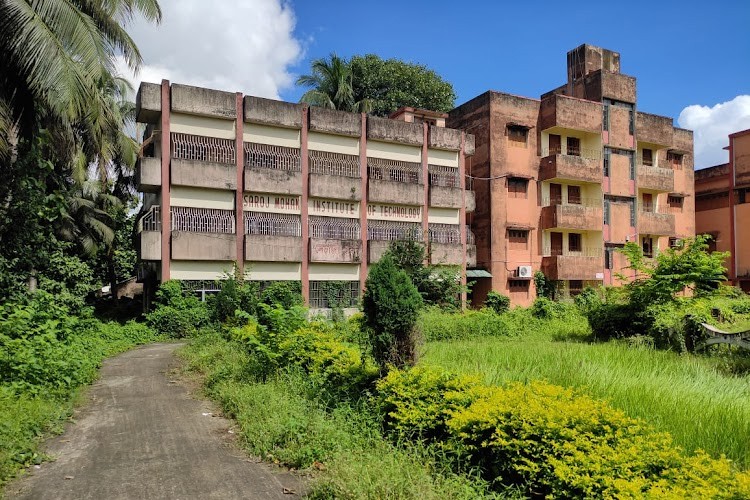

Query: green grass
<box><xmin>423</xmin><ymin>337</ymin><xmax>750</xmax><ymax>469</ymax></box>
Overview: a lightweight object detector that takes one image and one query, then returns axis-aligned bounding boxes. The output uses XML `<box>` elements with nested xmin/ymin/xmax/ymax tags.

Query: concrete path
<box><xmin>7</xmin><ymin>343</ymin><xmax>305</xmax><ymax>500</ymax></box>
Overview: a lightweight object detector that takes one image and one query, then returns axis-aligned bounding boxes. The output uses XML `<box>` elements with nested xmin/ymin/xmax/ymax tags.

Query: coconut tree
<box><xmin>296</xmin><ymin>53</ymin><xmax>372</xmax><ymax>113</ymax></box>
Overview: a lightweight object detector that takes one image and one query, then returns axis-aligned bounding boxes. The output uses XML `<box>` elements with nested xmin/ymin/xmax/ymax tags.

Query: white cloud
<box><xmin>678</xmin><ymin>95</ymin><xmax>750</xmax><ymax>169</ymax></box>
<box><xmin>115</xmin><ymin>0</ymin><xmax>302</xmax><ymax>100</ymax></box>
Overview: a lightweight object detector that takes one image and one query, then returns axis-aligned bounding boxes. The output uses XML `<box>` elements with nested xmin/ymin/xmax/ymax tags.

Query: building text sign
<box><xmin>308</xmin><ymin>198</ymin><xmax>359</xmax><ymax>218</ymax></box>
<box><xmin>367</xmin><ymin>203</ymin><xmax>422</xmax><ymax>222</ymax></box>
<box><xmin>243</xmin><ymin>193</ymin><xmax>300</xmax><ymax>213</ymax></box>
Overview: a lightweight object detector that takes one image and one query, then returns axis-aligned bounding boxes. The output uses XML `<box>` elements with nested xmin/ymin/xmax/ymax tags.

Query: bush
<box><xmin>260</xmin><ymin>281</ymin><xmax>303</xmax><ymax>309</ymax></box>
<box><xmin>530</xmin><ymin>297</ymin><xmax>569</xmax><ymax>319</ymax></box>
<box><xmin>362</xmin><ymin>254</ymin><xmax>423</xmax><ymax>369</ymax></box>
<box><xmin>207</xmin><ymin>274</ymin><xmax>260</xmax><ymax>325</ymax></box>
<box><xmin>147</xmin><ymin>281</ymin><xmax>209</xmax><ymax>337</ymax></box>
<box><xmin>483</xmin><ymin>292</ymin><xmax>509</xmax><ymax>314</ymax></box>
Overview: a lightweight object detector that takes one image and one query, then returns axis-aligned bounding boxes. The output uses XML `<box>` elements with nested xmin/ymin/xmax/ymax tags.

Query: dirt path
<box><xmin>7</xmin><ymin>343</ymin><xmax>305</xmax><ymax>499</ymax></box>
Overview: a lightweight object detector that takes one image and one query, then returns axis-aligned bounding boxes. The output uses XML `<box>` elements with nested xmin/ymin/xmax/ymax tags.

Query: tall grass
<box><xmin>423</xmin><ymin>337</ymin><xmax>750</xmax><ymax>468</ymax></box>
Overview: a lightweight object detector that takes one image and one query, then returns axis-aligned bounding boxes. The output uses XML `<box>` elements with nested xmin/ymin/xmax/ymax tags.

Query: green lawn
<box><xmin>423</xmin><ymin>337</ymin><xmax>750</xmax><ymax>468</ymax></box>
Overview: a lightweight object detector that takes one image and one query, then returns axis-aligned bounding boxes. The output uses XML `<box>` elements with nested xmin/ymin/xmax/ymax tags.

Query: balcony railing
<box><xmin>368</xmin><ymin>157</ymin><xmax>422</xmax><ymax>184</ymax></box>
<box><xmin>244</xmin><ymin>142</ymin><xmax>301</xmax><ymax>171</ymax></box>
<box><xmin>309</xmin><ymin>150</ymin><xmax>359</xmax><ymax>177</ymax></box>
<box><xmin>466</xmin><ymin>226</ymin><xmax>475</xmax><ymax>245</ymax></box>
<box><xmin>244</xmin><ymin>212</ymin><xmax>301</xmax><ymax>237</ymax></box>
<box><xmin>367</xmin><ymin>220</ymin><xmax>422</xmax><ymax>241</ymax></box>
<box><xmin>428</xmin><ymin>165</ymin><xmax>460</xmax><ymax>187</ymax></box>
<box><xmin>541</xmin><ymin>196</ymin><xmax>601</xmax><ymax>207</ymax></box>
<box><xmin>138</xmin><ymin>205</ymin><xmax>161</xmax><ymax>232</ymax></box>
<box><xmin>541</xmin><ymin>146</ymin><xmax>601</xmax><ymax>160</ymax></box>
<box><xmin>541</xmin><ymin>244</ymin><xmax>602</xmax><ymax>257</ymax></box>
<box><xmin>309</xmin><ymin>216</ymin><xmax>361</xmax><ymax>240</ymax></box>
<box><xmin>171</xmin><ymin>133</ymin><xmax>235</xmax><ymax>164</ymax></box>
<box><xmin>171</xmin><ymin>206</ymin><xmax>235</xmax><ymax>234</ymax></box>
<box><xmin>428</xmin><ymin>223</ymin><xmax>461</xmax><ymax>244</ymax></box>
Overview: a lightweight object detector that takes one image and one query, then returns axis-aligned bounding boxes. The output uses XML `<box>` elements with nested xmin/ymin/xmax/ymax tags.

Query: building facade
<box><xmin>448</xmin><ymin>44</ymin><xmax>695</xmax><ymax>306</ymax></box>
<box><xmin>695</xmin><ymin>129</ymin><xmax>750</xmax><ymax>292</ymax></box>
<box><xmin>135</xmin><ymin>81</ymin><xmax>475</xmax><ymax>308</ymax></box>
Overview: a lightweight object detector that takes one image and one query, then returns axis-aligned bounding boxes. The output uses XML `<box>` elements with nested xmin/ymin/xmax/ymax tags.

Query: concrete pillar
<box><xmin>235</xmin><ymin>93</ymin><xmax>245</xmax><ymax>278</ymax></box>
<box><xmin>300</xmin><ymin>105</ymin><xmax>310</xmax><ymax>304</ymax></box>
<box><xmin>160</xmin><ymin>80</ymin><xmax>171</xmax><ymax>281</ymax></box>
<box><xmin>359</xmin><ymin>113</ymin><xmax>368</xmax><ymax>294</ymax></box>
<box><xmin>460</xmin><ymin>132</ymin><xmax>468</xmax><ymax>309</ymax></box>
<box><xmin>421</xmin><ymin>123</ymin><xmax>429</xmax><ymax>257</ymax></box>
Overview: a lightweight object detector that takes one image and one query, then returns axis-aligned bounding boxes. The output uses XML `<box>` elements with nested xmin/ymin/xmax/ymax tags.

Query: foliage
<box><xmin>146</xmin><ymin>281</ymin><xmax>209</xmax><ymax>338</ymax></box>
<box><xmin>350</xmin><ymin>54</ymin><xmax>456</xmax><ymax>116</ymax></box>
<box><xmin>260</xmin><ymin>281</ymin><xmax>303</xmax><ymax>309</ymax></box>
<box><xmin>296</xmin><ymin>53</ymin><xmax>372</xmax><ymax>113</ymax></box>
<box><xmin>534</xmin><ymin>270</ymin><xmax>555</xmax><ymax>299</ymax></box>
<box><xmin>362</xmin><ymin>255</ymin><xmax>423</xmax><ymax>369</ymax></box>
<box><xmin>483</xmin><ymin>292</ymin><xmax>510</xmax><ymax>314</ymax></box>
<box><xmin>207</xmin><ymin>270</ymin><xmax>261</xmax><ymax>325</ymax></box>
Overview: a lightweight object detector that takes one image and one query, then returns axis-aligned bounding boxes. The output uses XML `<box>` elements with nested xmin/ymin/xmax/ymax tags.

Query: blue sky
<box><xmin>123</xmin><ymin>0</ymin><xmax>750</xmax><ymax>167</ymax></box>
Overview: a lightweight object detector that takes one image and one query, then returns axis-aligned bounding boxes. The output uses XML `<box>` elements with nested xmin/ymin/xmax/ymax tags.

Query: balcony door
<box><xmin>551</xmin><ymin>232</ymin><xmax>563</xmax><ymax>256</ymax></box>
<box><xmin>550</xmin><ymin>183</ymin><xmax>562</xmax><ymax>206</ymax></box>
<box><xmin>548</xmin><ymin>134</ymin><xmax>561</xmax><ymax>155</ymax></box>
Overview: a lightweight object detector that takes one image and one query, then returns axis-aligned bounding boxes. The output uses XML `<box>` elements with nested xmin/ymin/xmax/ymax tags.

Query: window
<box><xmin>738</xmin><ymin>188</ymin><xmax>748</xmax><ymax>204</ymax></box>
<box><xmin>604</xmin><ymin>198</ymin><xmax>611</xmax><ymax>225</ymax></box>
<box><xmin>667</xmin><ymin>152</ymin><xmax>683</xmax><ymax>170</ymax></box>
<box><xmin>642</xmin><ymin>193</ymin><xmax>654</xmax><ymax>212</ymax></box>
<box><xmin>605</xmin><ymin>247</ymin><xmax>614</xmax><ymax>270</ymax></box>
<box><xmin>603</xmin><ymin>148</ymin><xmax>611</xmax><ymax>176</ymax></box>
<box><xmin>508</xmin><ymin>177</ymin><xmax>528</xmax><ymax>198</ymax></box>
<box><xmin>567</xmin><ymin>185</ymin><xmax>582</xmax><ymax>205</ymax></box>
<box><xmin>569</xmin><ymin>280</ymin><xmax>584</xmax><ymax>297</ymax></box>
<box><xmin>507</xmin><ymin>125</ymin><xmax>528</xmax><ymax>147</ymax></box>
<box><xmin>566</xmin><ymin>137</ymin><xmax>581</xmax><ymax>156</ymax></box>
<box><xmin>508</xmin><ymin>229</ymin><xmax>529</xmax><ymax>250</ymax></box>
<box><xmin>569</xmin><ymin>233</ymin><xmax>582</xmax><ymax>253</ymax></box>
<box><xmin>667</xmin><ymin>195</ymin><xmax>684</xmax><ymax>213</ymax></box>
<box><xmin>642</xmin><ymin>236</ymin><xmax>654</xmax><ymax>258</ymax></box>
<box><xmin>548</xmin><ymin>134</ymin><xmax>562</xmax><ymax>155</ymax></box>
<box><xmin>668</xmin><ymin>237</ymin><xmax>681</xmax><ymax>249</ymax></box>
<box><xmin>603</xmin><ymin>103</ymin><xmax>610</xmax><ymax>132</ymax></box>
<box><xmin>642</xmin><ymin>148</ymin><xmax>653</xmax><ymax>166</ymax></box>
<box><xmin>509</xmin><ymin>280</ymin><xmax>530</xmax><ymax>292</ymax></box>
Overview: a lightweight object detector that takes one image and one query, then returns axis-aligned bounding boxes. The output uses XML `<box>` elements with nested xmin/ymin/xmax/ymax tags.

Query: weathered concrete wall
<box><xmin>733</xmin><ymin>132</ymin><xmax>750</xmax><ymax>188</ymax></box>
<box><xmin>540</xmin><ymin>205</ymin><xmax>603</xmax><ymax>231</ymax></box>
<box><xmin>136</xmin><ymin>82</ymin><xmax>161</xmax><ymax>123</ymax></box>
<box><xmin>609</xmin><ymin>106</ymin><xmax>632</xmax><ymax>149</ymax></box>
<box><xmin>140</xmin><ymin>231</ymin><xmax>161</xmax><ymax>261</ymax></box>
<box><xmin>429</xmin><ymin>186</ymin><xmax>462</xmax><ymax>209</ymax></box>
<box><xmin>367</xmin><ymin>116</ymin><xmax>423</xmax><ymax>146</ymax></box>
<box><xmin>369</xmin><ymin>179</ymin><xmax>423</xmax><ymax>205</ymax></box>
<box><xmin>540</xmin><ymin>94</ymin><xmax>602</xmax><ymax>134</ymax></box>
<box><xmin>636</xmin><ymin>112</ymin><xmax>673</xmax><ymax>147</ymax></box>
<box><xmin>467</xmin><ymin>244</ymin><xmax>477</xmax><ymax>267</ymax></box>
<box><xmin>137</xmin><ymin>157</ymin><xmax>161</xmax><ymax>192</ymax></box>
<box><xmin>245</xmin><ymin>168</ymin><xmax>303</xmax><ymax>195</ymax></box>
<box><xmin>245</xmin><ymin>235</ymin><xmax>302</xmax><ymax>262</ymax></box>
<box><xmin>309</xmin><ymin>108</ymin><xmax>361</xmax><ymax>137</ymax></box>
<box><xmin>601</xmin><ymin>72</ymin><xmax>636</xmax><ymax>103</ymax></box>
<box><xmin>637</xmin><ymin>166</ymin><xmax>674</xmax><ymax>192</ymax></box>
<box><xmin>609</xmin><ymin>154</ymin><xmax>632</xmax><ymax>196</ymax></box>
<box><xmin>609</xmin><ymin>202</ymin><xmax>633</xmax><ymax>243</ymax></box>
<box><xmin>367</xmin><ymin>240</ymin><xmax>390</xmax><ymax>263</ymax></box>
<box><xmin>464</xmin><ymin>134</ymin><xmax>476</xmax><ymax>156</ymax></box>
<box><xmin>309</xmin><ymin>173</ymin><xmax>362</xmax><ymax>200</ymax></box>
<box><xmin>171</xmin><ymin>84</ymin><xmax>235</xmax><ymax>119</ymax></box>
<box><xmin>539</xmin><ymin>154</ymin><xmax>601</xmax><ymax>184</ymax></box>
<box><xmin>465</xmin><ymin>190</ymin><xmax>476</xmax><ymax>213</ymax></box>
<box><xmin>171</xmin><ymin>232</ymin><xmax>236</xmax><ymax>261</ymax></box>
<box><xmin>171</xmin><ymin>159</ymin><xmax>236</xmax><ymax>190</ymax></box>
<box><xmin>542</xmin><ymin>255</ymin><xmax>601</xmax><ymax>280</ymax></box>
<box><xmin>639</xmin><ymin>212</ymin><xmax>675</xmax><ymax>235</ymax></box>
<box><xmin>430</xmin><ymin>242</ymin><xmax>463</xmax><ymax>265</ymax></box>
<box><xmin>244</xmin><ymin>96</ymin><xmax>302</xmax><ymax>128</ymax></box>
<box><xmin>309</xmin><ymin>238</ymin><xmax>362</xmax><ymax>263</ymax></box>
<box><xmin>428</xmin><ymin>126</ymin><xmax>461</xmax><ymax>150</ymax></box>
<box><xmin>673</xmin><ymin>128</ymin><xmax>693</xmax><ymax>153</ymax></box>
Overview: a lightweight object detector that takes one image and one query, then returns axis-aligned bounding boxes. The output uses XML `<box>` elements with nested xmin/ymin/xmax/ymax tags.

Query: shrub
<box><xmin>362</xmin><ymin>254</ymin><xmax>423</xmax><ymax>369</ymax></box>
<box><xmin>530</xmin><ymin>297</ymin><xmax>567</xmax><ymax>319</ymax></box>
<box><xmin>207</xmin><ymin>274</ymin><xmax>260</xmax><ymax>325</ymax></box>
<box><xmin>147</xmin><ymin>281</ymin><xmax>209</xmax><ymax>337</ymax></box>
<box><xmin>483</xmin><ymin>292</ymin><xmax>509</xmax><ymax>314</ymax></box>
<box><xmin>260</xmin><ymin>281</ymin><xmax>303</xmax><ymax>309</ymax></box>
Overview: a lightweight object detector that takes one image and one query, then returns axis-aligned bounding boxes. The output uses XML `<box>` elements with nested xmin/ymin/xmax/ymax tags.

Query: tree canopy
<box><xmin>297</xmin><ymin>53</ymin><xmax>456</xmax><ymax>117</ymax></box>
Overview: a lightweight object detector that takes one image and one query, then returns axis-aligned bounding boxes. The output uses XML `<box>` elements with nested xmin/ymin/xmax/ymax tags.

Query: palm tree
<box><xmin>297</xmin><ymin>54</ymin><xmax>372</xmax><ymax>113</ymax></box>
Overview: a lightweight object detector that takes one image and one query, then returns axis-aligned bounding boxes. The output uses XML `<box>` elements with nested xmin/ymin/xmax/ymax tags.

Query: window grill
<box><xmin>309</xmin><ymin>150</ymin><xmax>360</xmax><ymax>177</ymax></box>
<box><xmin>139</xmin><ymin>205</ymin><xmax>161</xmax><ymax>232</ymax></box>
<box><xmin>171</xmin><ymin>133</ymin><xmax>235</xmax><ymax>164</ymax></box>
<box><xmin>367</xmin><ymin>220</ymin><xmax>422</xmax><ymax>241</ymax></box>
<box><xmin>309</xmin><ymin>281</ymin><xmax>360</xmax><ymax>309</ymax></box>
<box><xmin>171</xmin><ymin>206</ymin><xmax>235</xmax><ymax>233</ymax></box>
<box><xmin>428</xmin><ymin>165</ymin><xmax>460</xmax><ymax>187</ymax></box>
<box><xmin>309</xmin><ymin>216</ymin><xmax>361</xmax><ymax>240</ymax></box>
<box><xmin>367</xmin><ymin>157</ymin><xmax>422</xmax><ymax>184</ymax></box>
<box><xmin>244</xmin><ymin>142</ymin><xmax>301</xmax><ymax>171</ymax></box>
<box><xmin>428</xmin><ymin>223</ymin><xmax>461</xmax><ymax>244</ymax></box>
<box><xmin>244</xmin><ymin>212</ymin><xmax>301</xmax><ymax>237</ymax></box>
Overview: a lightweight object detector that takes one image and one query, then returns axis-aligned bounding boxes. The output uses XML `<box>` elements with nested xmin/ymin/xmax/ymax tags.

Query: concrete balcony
<box><xmin>245</xmin><ymin>167</ymin><xmax>302</xmax><ymax>195</ymax></box>
<box><xmin>429</xmin><ymin>186</ymin><xmax>462</xmax><ymax>209</ymax></box>
<box><xmin>430</xmin><ymin>242</ymin><xmax>463</xmax><ymax>265</ymax></box>
<box><xmin>636</xmin><ymin>112</ymin><xmax>673</xmax><ymax>147</ymax></box>
<box><xmin>539</xmin><ymin>154</ymin><xmax>601</xmax><ymax>184</ymax></box>
<box><xmin>540</xmin><ymin>203</ymin><xmax>603</xmax><ymax>231</ymax></box>
<box><xmin>137</xmin><ymin>157</ymin><xmax>161</xmax><ymax>192</ymax></box>
<box><xmin>171</xmin><ymin>158</ymin><xmax>236</xmax><ymax>190</ymax></box>
<box><xmin>369</xmin><ymin>179</ymin><xmax>423</xmax><ymax>206</ymax></box>
<box><xmin>637</xmin><ymin>165</ymin><xmax>674</xmax><ymax>192</ymax></box>
<box><xmin>541</xmin><ymin>254</ymin><xmax>602</xmax><ymax>281</ymax></box>
<box><xmin>139</xmin><ymin>231</ymin><xmax>161</xmax><ymax>261</ymax></box>
<box><xmin>465</xmin><ymin>190</ymin><xmax>476</xmax><ymax>213</ymax></box>
<box><xmin>171</xmin><ymin>231</ymin><xmax>236</xmax><ymax>261</ymax></box>
<box><xmin>540</xmin><ymin>94</ymin><xmax>602</xmax><ymax>134</ymax></box>
<box><xmin>309</xmin><ymin>238</ymin><xmax>362</xmax><ymax>263</ymax></box>
<box><xmin>309</xmin><ymin>173</ymin><xmax>361</xmax><ymax>201</ymax></box>
<box><xmin>367</xmin><ymin>240</ymin><xmax>391</xmax><ymax>263</ymax></box>
<box><xmin>467</xmin><ymin>244</ymin><xmax>477</xmax><ymax>267</ymax></box>
<box><xmin>638</xmin><ymin>211</ymin><xmax>675</xmax><ymax>235</ymax></box>
<box><xmin>245</xmin><ymin>235</ymin><xmax>302</xmax><ymax>262</ymax></box>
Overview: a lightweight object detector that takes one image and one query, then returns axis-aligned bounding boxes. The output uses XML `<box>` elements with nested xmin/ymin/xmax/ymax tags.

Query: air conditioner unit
<box><xmin>517</xmin><ymin>265</ymin><xmax>533</xmax><ymax>278</ymax></box>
